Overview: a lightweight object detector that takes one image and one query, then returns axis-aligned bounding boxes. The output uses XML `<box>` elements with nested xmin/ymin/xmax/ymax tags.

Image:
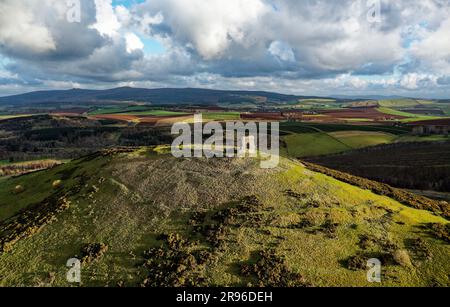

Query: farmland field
<box><xmin>329</xmin><ymin>131</ymin><xmax>396</xmax><ymax>148</ymax></box>
<box><xmin>378</xmin><ymin>99</ymin><xmax>421</xmax><ymax>108</ymax></box>
<box><xmin>0</xmin><ymin>114</ymin><xmax>37</xmax><ymax>120</ymax></box>
<box><xmin>307</xmin><ymin>141</ymin><xmax>450</xmax><ymax>192</ymax></box>
<box><xmin>282</xmin><ymin>130</ymin><xmax>399</xmax><ymax>158</ymax></box>
<box><xmin>280</xmin><ymin>122</ymin><xmax>411</xmax><ymax>135</ymax></box>
<box><xmin>118</xmin><ymin>110</ymin><xmax>190</xmax><ymax>116</ymax></box>
<box><xmin>88</xmin><ymin>106</ymin><xmax>150</xmax><ymax>115</ymax></box>
<box><xmin>283</xmin><ymin>132</ymin><xmax>350</xmax><ymax>157</ymax></box>
<box><xmin>378</xmin><ymin>107</ymin><xmax>447</xmax><ymax>123</ymax></box>
<box><xmin>202</xmin><ymin>112</ymin><xmax>241</xmax><ymax>120</ymax></box>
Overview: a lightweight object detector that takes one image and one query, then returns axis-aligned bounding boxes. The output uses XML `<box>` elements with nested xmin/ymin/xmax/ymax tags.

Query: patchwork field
<box><xmin>280</xmin><ymin>122</ymin><xmax>412</xmax><ymax>158</ymax></box>
<box><xmin>282</xmin><ymin>131</ymin><xmax>398</xmax><ymax>158</ymax></box>
<box><xmin>320</xmin><ymin>108</ymin><xmax>405</xmax><ymax>121</ymax></box>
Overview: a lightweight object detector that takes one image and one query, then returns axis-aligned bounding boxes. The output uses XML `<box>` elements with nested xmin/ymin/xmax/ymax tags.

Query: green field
<box><xmin>119</xmin><ymin>110</ymin><xmax>189</xmax><ymax>116</ymax></box>
<box><xmin>299</xmin><ymin>98</ymin><xmax>337</xmax><ymax>104</ymax></box>
<box><xmin>330</xmin><ymin>131</ymin><xmax>396</xmax><ymax>148</ymax></box>
<box><xmin>282</xmin><ymin>130</ymin><xmax>398</xmax><ymax>158</ymax></box>
<box><xmin>436</xmin><ymin>104</ymin><xmax>450</xmax><ymax>116</ymax></box>
<box><xmin>280</xmin><ymin>122</ymin><xmax>413</xmax><ymax>158</ymax></box>
<box><xmin>283</xmin><ymin>133</ymin><xmax>351</xmax><ymax>157</ymax></box>
<box><xmin>88</xmin><ymin>106</ymin><xmax>152</xmax><ymax>115</ymax></box>
<box><xmin>202</xmin><ymin>112</ymin><xmax>241</xmax><ymax>120</ymax></box>
<box><xmin>377</xmin><ymin>107</ymin><xmax>447</xmax><ymax>123</ymax></box>
<box><xmin>297</xmin><ymin>98</ymin><xmax>341</xmax><ymax>109</ymax></box>
<box><xmin>378</xmin><ymin>99</ymin><xmax>421</xmax><ymax>108</ymax></box>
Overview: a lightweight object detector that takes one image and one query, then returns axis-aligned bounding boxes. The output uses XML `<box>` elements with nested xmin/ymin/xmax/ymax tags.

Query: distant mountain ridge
<box><xmin>0</xmin><ymin>87</ymin><xmax>333</xmax><ymax>106</ymax></box>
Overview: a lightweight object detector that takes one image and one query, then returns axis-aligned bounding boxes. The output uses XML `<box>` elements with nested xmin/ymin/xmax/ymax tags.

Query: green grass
<box><xmin>201</xmin><ymin>112</ymin><xmax>241</xmax><ymax>120</ymax></box>
<box><xmin>299</xmin><ymin>98</ymin><xmax>337</xmax><ymax>104</ymax></box>
<box><xmin>297</xmin><ymin>99</ymin><xmax>341</xmax><ymax>110</ymax></box>
<box><xmin>377</xmin><ymin>107</ymin><xmax>449</xmax><ymax>123</ymax></box>
<box><xmin>378</xmin><ymin>99</ymin><xmax>421</xmax><ymax>108</ymax></box>
<box><xmin>330</xmin><ymin>131</ymin><xmax>396</xmax><ymax>148</ymax></box>
<box><xmin>89</xmin><ymin>106</ymin><xmax>151</xmax><ymax>115</ymax></box>
<box><xmin>436</xmin><ymin>104</ymin><xmax>450</xmax><ymax>116</ymax></box>
<box><xmin>282</xmin><ymin>130</ymin><xmax>397</xmax><ymax>158</ymax></box>
<box><xmin>119</xmin><ymin>110</ymin><xmax>189</xmax><ymax>116</ymax></box>
<box><xmin>89</xmin><ymin>106</ymin><xmax>189</xmax><ymax>117</ymax></box>
<box><xmin>88</xmin><ymin>107</ymin><xmax>128</xmax><ymax>115</ymax></box>
<box><xmin>283</xmin><ymin>133</ymin><xmax>351</xmax><ymax>157</ymax></box>
<box><xmin>280</xmin><ymin>122</ymin><xmax>413</xmax><ymax>158</ymax></box>
<box><xmin>377</xmin><ymin>107</ymin><xmax>417</xmax><ymax>117</ymax></box>
<box><xmin>0</xmin><ymin>152</ymin><xmax>448</xmax><ymax>287</ymax></box>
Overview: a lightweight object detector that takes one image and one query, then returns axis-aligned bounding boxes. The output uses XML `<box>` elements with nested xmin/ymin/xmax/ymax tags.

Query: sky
<box><xmin>0</xmin><ymin>0</ymin><xmax>449</xmax><ymax>98</ymax></box>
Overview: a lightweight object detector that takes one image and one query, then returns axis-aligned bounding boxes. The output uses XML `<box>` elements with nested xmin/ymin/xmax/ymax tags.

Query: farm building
<box><xmin>408</xmin><ymin>119</ymin><xmax>450</xmax><ymax>135</ymax></box>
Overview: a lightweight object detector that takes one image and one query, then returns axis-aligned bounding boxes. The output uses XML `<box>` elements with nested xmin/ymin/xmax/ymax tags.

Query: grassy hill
<box><xmin>378</xmin><ymin>107</ymin><xmax>447</xmax><ymax>123</ymax></box>
<box><xmin>0</xmin><ymin>148</ymin><xmax>448</xmax><ymax>287</ymax></box>
<box><xmin>378</xmin><ymin>99</ymin><xmax>421</xmax><ymax>108</ymax></box>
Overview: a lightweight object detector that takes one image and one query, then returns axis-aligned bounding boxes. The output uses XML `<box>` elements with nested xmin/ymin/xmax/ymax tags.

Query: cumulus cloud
<box><xmin>0</xmin><ymin>0</ymin><xmax>56</xmax><ymax>55</ymax></box>
<box><xmin>0</xmin><ymin>0</ymin><xmax>450</xmax><ymax>97</ymax></box>
<box><xmin>135</xmin><ymin>0</ymin><xmax>269</xmax><ymax>59</ymax></box>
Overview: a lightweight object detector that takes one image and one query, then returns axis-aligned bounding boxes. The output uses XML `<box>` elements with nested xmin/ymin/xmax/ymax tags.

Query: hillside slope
<box><xmin>0</xmin><ymin>148</ymin><xmax>448</xmax><ymax>287</ymax></box>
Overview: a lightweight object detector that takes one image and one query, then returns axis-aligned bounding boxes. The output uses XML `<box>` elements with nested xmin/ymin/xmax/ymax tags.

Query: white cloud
<box><xmin>0</xmin><ymin>0</ymin><xmax>56</xmax><ymax>54</ymax></box>
<box><xmin>269</xmin><ymin>41</ymin><xmax>296</xmax><ymax>62</ymax></box>
<box><xmin>125</xmin><ymin>33</ymin><xmax>144</xmax><ymax>53</ymax></box>
<box><xmin>138</xmin><ymin>0</ymin><xmax>269</xmax><ymax>59</ymax></box>
<box><xmin>411</xmin><ymin>18</ymin><xmax>450</xmax><ymax>74</ymax></box>
<box><xmin>91</xmin><ymin>0</ymin><xmax>121</xmax><ymax>37</ymax></box>
<box><xmin>1</xmin><ymin>0</ymin><xmax>450</xmax><ymax>98</ymax></box>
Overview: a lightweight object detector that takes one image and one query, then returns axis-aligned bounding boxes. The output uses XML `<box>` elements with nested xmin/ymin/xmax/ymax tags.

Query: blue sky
<box><xmin>0</xmin><ymin>0</ymin><xmax>449</xmax><ymax>98</ymax></box>
<box><xmin>113</xmin><ymin>0</ymin><xmax>165</xmax><ymax>54</ymax></box>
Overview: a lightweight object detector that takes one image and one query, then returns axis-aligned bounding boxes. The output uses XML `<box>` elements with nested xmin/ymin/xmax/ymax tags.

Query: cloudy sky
<box><xmin>0</xmin><ymin>0</ymin><xmax>449</xmax><ymax>98</ymax></box>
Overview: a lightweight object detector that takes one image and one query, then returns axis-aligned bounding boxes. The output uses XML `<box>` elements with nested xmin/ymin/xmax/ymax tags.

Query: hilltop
<box><xmin>0</xmin><ymin>148</ymin><xmax>448</xmax><ymax>287</ymax></box>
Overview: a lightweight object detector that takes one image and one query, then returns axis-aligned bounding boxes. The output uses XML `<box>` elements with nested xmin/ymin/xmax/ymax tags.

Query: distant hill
<box><xmin>0</xmin><ymin>87</ymin><xmax>332</xmax><ymax>106</ymax></box>
<box><xmin>333</xmin><ymin>95</ymin><xmax>408</xmax><ymax>100</ymax></box>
